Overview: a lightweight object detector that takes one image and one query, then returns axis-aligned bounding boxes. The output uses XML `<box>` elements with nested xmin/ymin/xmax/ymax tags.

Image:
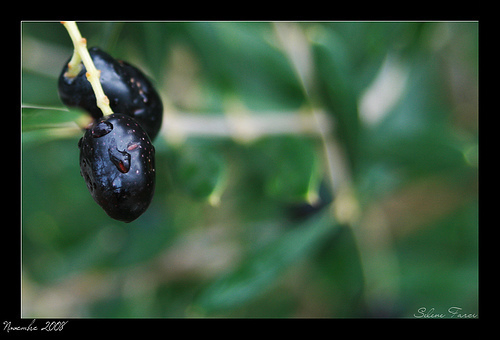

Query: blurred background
<box><xmin>21</xmin><ymin>21</ymin><xmax>478</xmax><ymax>318</ymax></box>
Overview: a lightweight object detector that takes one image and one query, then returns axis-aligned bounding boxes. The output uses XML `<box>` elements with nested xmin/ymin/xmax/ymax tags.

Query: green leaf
<box><xmin>22</xmin><ymin>70</ymin><xmax>62</xmax><ymax>105</ymax></box>
<box><xmin>170</xmin><ymin>139</ymin><xmax>227</xmax><ymax>203</ymax></box>
<box><xmin>310</xmin><ymin>27</ymin><xmax>361</xmax><ymax>168</ymax></box>
<box><xmin>186</xmin><ymin>22</ymin><xmax>305</xmax><ymax>110</ymax></box>
<box><xmin>360</xmin><ymin>55</ymin><xmax>468</xmax><ymax>177</ymax></box>
<box><xmin>21</xmin><ymin>105</ymin><xmax>84</xmax><ymax>132</ymax></box>
<box><xmin>192</xmin><ymin>209</ymin><xmax>340</xmax><ymax>314</ymax></box>
<box><xmin>254</xmin><ymin>136</ymin><xmax>322</xmax><ymax>203</ymax></box>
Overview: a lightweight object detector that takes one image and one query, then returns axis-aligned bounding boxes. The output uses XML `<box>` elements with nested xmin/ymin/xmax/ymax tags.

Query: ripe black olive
<box><xmin>59</xmin><ymin>47</ymin><xmax>163</xmax><ymax>140</ymax></box>
<box><xmin>79</xmin><ymin>113</ymin><xmax>156</xmax><ymax>222</ymax></box>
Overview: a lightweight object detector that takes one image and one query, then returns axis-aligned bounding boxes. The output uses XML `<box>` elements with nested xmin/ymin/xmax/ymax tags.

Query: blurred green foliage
<box><xmin>21</xmin><ymin>21</ymin><xmax>478</xmax><ymax>318</ymax></box>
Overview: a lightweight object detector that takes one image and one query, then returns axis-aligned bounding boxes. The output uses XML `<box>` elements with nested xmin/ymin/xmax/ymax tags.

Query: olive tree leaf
<box><xmin>191</xmin><ymin>208</ymin><xmax>340</xmax><ymax>314</ymax></box>
<box><xmin>170</xmin><ymin>139</ymin><xmax>228</xmax><ymax>204</ymax></box>
<box><xmin>21</xmin><ymin>105</ymin><xmax>84</xmax><ymax>132</ymax></box>
<box><xmin>253</xmin><ymin>135</ymin><xmax>322</xmax><ymax>204</ymax></box>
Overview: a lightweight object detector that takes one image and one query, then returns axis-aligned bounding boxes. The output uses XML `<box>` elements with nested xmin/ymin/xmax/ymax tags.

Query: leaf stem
<box><xmin>61</xmin><ymin>21</ymin><xmax>114</xmax><ymax>116</ymax></box>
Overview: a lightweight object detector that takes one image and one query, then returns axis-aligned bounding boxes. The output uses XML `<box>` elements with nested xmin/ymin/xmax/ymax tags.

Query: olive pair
<box><xmin>58</xmin><ymin>47</ymin><xmax>163</xmax><ymax>222</ymax></box>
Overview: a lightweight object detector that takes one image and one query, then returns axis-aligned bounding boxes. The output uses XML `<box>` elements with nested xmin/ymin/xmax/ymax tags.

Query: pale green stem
<box><xmin>61</xmin><ymin>21</ymin><xmax>114</xmax><ymax>116</ymax></box>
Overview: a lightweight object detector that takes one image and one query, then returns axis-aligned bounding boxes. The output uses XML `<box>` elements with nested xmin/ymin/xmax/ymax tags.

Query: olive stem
<box><xmin>61</xmin><ymin>21</ymin><xmax>114</xmax><ymax>116</ymax></box>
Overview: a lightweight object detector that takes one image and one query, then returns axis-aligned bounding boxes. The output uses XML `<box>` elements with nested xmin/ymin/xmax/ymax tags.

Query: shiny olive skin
<box><xmin>59</xmin><ymin>47</ymin><xmax>163</xmax><ymax>140</ymax></box>
<box><xmin>79</xmin><ymin>114</ymin><xmax>156</xmax><ymax>222</ymax></box>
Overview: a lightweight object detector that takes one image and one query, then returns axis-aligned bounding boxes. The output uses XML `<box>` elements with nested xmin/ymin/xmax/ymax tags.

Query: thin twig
<box><xmin>61</xmin><ymin>21</ymin><xmax>114</xmax><ymax>116</ymax></box>
<box><xmin>160</xmin><ymin>109</ymin><xmax>334</xmax><ymax>142</ymax></box>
